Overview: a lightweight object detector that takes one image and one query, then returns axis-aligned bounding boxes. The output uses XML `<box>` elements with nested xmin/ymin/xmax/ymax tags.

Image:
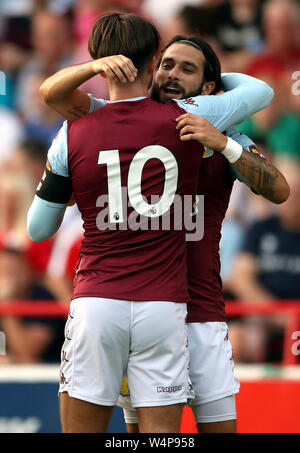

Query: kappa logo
<box><xmin>60</xmin><ymin>372</ymin><xmax>68</xmax><ymax>385</ymax></box>
<box><xmin>157</xmin><ymin>385</ymin><xmax>182</xmax><ymax>393</ymax></box>
<box><xmin>61</xmin><ymin>350</ymin><xmax>69</xmax><ymax>362</ymax></box>
<box><xmin>183</xmin><ymin>98</ymin><xmax>199</xmax><ymax>107</ymax></box>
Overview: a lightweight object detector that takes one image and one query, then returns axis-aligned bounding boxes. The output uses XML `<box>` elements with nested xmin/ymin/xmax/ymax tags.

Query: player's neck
<box><xmin>108</xmin><ymin>79</ymin><xmax>149</xmax><ymax>102</ymax></box>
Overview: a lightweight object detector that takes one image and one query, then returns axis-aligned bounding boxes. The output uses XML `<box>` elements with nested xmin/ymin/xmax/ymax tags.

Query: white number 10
<box><xmin>98</xmin><ymin>145</ymin><xmax>178</xmax><ymax>223</ymax></box>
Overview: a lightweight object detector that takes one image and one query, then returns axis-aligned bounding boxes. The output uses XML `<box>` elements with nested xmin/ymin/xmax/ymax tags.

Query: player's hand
<box><xmin>176</xmin><ymin>113</ymin><xmax>228</xmax><ymax>152</ymax></box>
<box><xmin>91</xmin><ymin>55</ymin><xmax>138</xmax><ymax>83</ymax></box>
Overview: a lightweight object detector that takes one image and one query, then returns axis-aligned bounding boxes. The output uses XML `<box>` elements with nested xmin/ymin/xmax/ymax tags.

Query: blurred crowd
<box><xmin>0</xmin><ymin>0</ymin><xmax>300</xmax><ymax>365</ymax></box>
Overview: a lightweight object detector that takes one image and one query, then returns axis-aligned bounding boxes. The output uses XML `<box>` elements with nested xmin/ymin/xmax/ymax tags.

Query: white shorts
<box><xmin>188</xmin><ymin>322</ymin><xmax>240</xmax><ymax>405</ymax></box>
<box><xmin>117</xmin><ymin>321</ymin><xmax>239</xmax><ymax>422</ymax></box>
<box><xmin>121</xmin><ymin>394</ymin><xmax>236</xmax><ymax>424</ymax></box>
<box><xmin>59</xmin><ymin>297</ymin><xmax>189</xmax><ymax>408</ymax></box>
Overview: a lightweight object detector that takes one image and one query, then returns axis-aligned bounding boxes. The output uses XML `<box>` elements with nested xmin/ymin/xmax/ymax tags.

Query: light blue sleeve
<box><xmin>226</xmin><ymin>126</ymin><xmax>259</xmax><ymax>152</ymax></box>
<box><xmin>175</xmin><ymin>72</ymin><xmax>274</xmax><ymax>132</ymax></box>
<box><xmin>88</xmin><ymin>94</ymin><xmax>109</xmax><ymax>113</ymax></box>
<box><xmin>27</xmin><ymin>195</ymin><xmax>66</xmax><ymax>242</ymax></box>
<box><xmin>47</xmin><ymin>120</ymin><xmax>69</xmax><ymax>177</ymax></box>
<box><xmin>226</xmin><ymin>126</ymin><xmax>264</xmax><ymax>184</ymax></box>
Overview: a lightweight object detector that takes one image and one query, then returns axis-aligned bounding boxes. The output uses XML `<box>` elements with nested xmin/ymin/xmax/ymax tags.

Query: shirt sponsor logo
<box><xmin>157</xmin><ymin>385</ymin><xmax>182</xmax><ymax>393</ymax></box>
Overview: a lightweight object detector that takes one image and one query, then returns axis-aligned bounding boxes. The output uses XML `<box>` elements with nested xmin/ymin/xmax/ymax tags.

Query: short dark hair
<box><xmin>157</xmin><ymin>35</ymin><xmax>223</xmax><ymax>95</ymax></box>
<box><xmin>88</xmin><ymin>13</ymin><xmax>160</xmax><ymax>75</ymax></box>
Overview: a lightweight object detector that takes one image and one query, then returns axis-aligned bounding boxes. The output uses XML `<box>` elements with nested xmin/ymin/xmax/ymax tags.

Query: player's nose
<box><xmin>167</xmin><ymin>66</ymin><xmax>180</xmax><ymax>80</ymax></box>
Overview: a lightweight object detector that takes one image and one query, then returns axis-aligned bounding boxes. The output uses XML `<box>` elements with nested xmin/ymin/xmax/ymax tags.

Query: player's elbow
<box><xmin>39</xmin><ymin>81</ymin><xmax>56</xmax><ymax>105</ymax></box>
<box><xmin>27</xmin><ymin>209</ymin><xmax>50</xmax><ymax>243</ymax></box>
<box><xmin>272</xmin><ymin>179</ymin><xmax>290</xmax><ymax>204</ymax></box>
<box><xmin>259</xmin><ymin>82</ymin><xmax>274</xmax><ymax>109</ymax></box>
<box><xmin>27</xmin><ymin>222</ymin><xmax>49</xmax><ymax>243</ymax></box>
<box><xmin>260</xmin><ymin>177</ymin><xmax>290</xmax><ymax>204</ymax></box>
<box><xmin>39</xmin><ymin>82</ymin><xmax>49</xmax><ymax>104</ymax></box>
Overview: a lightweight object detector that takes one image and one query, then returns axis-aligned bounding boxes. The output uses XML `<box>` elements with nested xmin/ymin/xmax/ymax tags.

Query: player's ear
<box><xmin>201</xmin><ymin>81</ymin><xmax>216</xmax><ymax>95</ymax></box>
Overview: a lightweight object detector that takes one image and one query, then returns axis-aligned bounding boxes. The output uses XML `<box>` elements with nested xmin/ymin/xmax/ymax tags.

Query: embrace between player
<box><xmin>27</xmin><ymin>13</ymin><xmax>288</xmax><ymax>433</ymax></box>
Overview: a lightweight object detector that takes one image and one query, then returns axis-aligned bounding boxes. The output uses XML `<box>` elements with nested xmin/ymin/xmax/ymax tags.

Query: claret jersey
<box><xmin>48</xmin><ymin>89</ymin><xmax>262</xmax><ymax>306</ymax></box>
<box><xmin>49</xmin><ymin>97</ymin><xmax>204</xmax><ymax>302</ymax></box>
<box><xmin>187</xmin><ymin>128</ymin><xmax>260</xmax><ymax>322</ymax></box>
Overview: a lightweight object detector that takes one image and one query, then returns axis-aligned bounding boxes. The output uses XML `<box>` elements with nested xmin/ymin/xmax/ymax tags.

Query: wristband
<box><xmin>221</xmin><ymin>137</ymin><xmax>243</xmax><ymax>163</ymax></box>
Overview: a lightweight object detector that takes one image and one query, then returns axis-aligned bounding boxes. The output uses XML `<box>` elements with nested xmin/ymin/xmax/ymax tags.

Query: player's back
<box><xmin>67</xmin><ymin>98</ymin><xmax>203</xmax><ymax>302</ymax></box>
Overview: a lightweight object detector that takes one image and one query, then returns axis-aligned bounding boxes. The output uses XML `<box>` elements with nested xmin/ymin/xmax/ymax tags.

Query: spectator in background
<box><xmin>229</xmin><ymin>158</ymin><xmax>300</xmax><ymax>363</ymax></box>
<box><xmin>1</xmin><ymin>138</ymin><xmax>82</xmax><ymax>302</ymax></box>
<box><xmin>237</xmin><ymin>71</ymin><xmax>300</xmax><ymax>160</ymax></box>
<box><xmin>20</xmin><ymin>71</ymin><xmax>63</xmax><ymax>146</ymax></box>
<box><xmin>0</xmin><ymin>171</ymin><xmax>34</xmax><ymax>250</ymax></box>
<box><xmin>214</xmin><ymin>0</ymin><xmax>264</xmax><ymax>54</ymax></box>
<box><xmin>162</xmin><ymin>1</ymin><xmax>264</xmax><ymax>71</ymax></box>
<box><xmin>213</xmin><ymin>0</ymin><xmax>264</xmax><ymax>72</ymax></box>
<box><xmin>3</xmin><ymin>139</ymin><xmax>48</xmax><ymax>185</ymax></box>
<box><xmin>245</xmin><ymin>0</ymin><xmax>300</xmax><ymax>79</ymax></box>
<box><xmin>0</xmin><ymin>148</ymin><xmax>54</xmax><ymax>279</ymax></box>
<box><xmin>0</xmin><ymin>108</ymin><xmax>25</xmax><ymax>163</ymax></box>
<box><xmin>0</xmin><ymin>247</ymin><xmax>65</xmax><ymax>364</ymax></box>
<box><xmin>161</xmin><ymin>4</ymin><xmax>219</xmax><ymax>47</ymax></box>
<box><xmin>16</xmin><ymin>10</ymin><xmax>73</xmax><ymax>117</ymax></box>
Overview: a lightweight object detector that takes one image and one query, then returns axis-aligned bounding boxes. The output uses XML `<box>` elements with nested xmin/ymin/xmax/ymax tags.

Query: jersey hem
<box><xmin>71</xmin><ymin>292</ymin><xmax>189</xmax><ymax>303</ymax></box>
<box><xmin>186</xmin><ymin>316</ymin><xmax>227</xmax><ymax>323</ymax></box>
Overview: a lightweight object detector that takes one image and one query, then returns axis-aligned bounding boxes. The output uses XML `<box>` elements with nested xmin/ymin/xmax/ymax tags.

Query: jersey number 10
<box><xmin>98</xmin><ymin>146</ymin><xmax>179</xmax><ymax>223</ymax></box>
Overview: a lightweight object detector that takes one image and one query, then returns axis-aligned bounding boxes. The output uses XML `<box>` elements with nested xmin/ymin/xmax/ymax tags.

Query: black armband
<box><xmin>36</xmin><ymin>167</ymin><xmax>72</xmax><ymax>204</ymax></box>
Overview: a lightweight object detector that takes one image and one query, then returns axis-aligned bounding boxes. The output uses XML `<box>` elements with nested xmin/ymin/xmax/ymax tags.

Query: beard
<box><xmin>150</xmin><ymin>80</ymin><xmax>205</xmax><ymax>104</ymax></box>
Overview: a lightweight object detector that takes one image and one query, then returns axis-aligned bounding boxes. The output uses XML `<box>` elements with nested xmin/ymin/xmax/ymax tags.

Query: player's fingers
<box><xmin>107</xmin><ymin>56</ymin><xmax>138</xmax><ymax>82</ymax></box>
<box><xmin>106</xmin><ymin>61</ymin><xmax>129</xmax><ymax>83</ymax></box>
<box><xmin>176</xmin><ymin>113</ymin><xmax>203</xmax><ymax>122</ymax></box>
<box><xmin>118</xmin><ymin>55</ymin><xmax>138</xmax><ymax>80</ymax></box>
<box><xmin>179</xmin><ymin>125</ymin><xmax>196</xmax><ymax>136</ymax></box>
<box><xmin>176</xmin><ymin>117</ymin><xmax>198</xmax><ymax>130</ymax></box>
<box><xmin>180</xmin><ymin>133</ymin><xmax>196</xmax><ymax>141</ymax></box>
<box><xmin>101</xmin><ymin>65</ymin><xmax>118</xmax><ymax>82</ymax></box>
<box><xmin>176</xmin><ymin>114</ymin><xmax>205</xmax><ymax>129</ymax></box>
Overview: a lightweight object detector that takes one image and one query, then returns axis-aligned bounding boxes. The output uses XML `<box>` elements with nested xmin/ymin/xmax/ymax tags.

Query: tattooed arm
<box><xmin>232</xmin><ymin>149</ymin><xmax>289</xmax><ymax>204</ymax></box>
<box><xmin>176</xmin><ymin>115</ymin><xmax>290</xmax><ymax>204</ymax></box>
<box><xmin>39</xmin><ymin>56</ymin><xmax>138</xmax><ymax>120</ymax></box>
<box><xmin>225</xmin><ymin>127</ymin><xmax>290</xmax><ymax>204</ymax></box>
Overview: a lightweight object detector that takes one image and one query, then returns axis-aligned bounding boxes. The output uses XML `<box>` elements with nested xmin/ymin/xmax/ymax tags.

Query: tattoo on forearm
<box><xmin>234</xmin><ymin>150</ymin><xmax>279</xmax><ymax>200</ymax></box>
<box><xmin>67</xmin><ymin>105</ymin><xmax>88</xmax><ymax>118</ymax></box>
